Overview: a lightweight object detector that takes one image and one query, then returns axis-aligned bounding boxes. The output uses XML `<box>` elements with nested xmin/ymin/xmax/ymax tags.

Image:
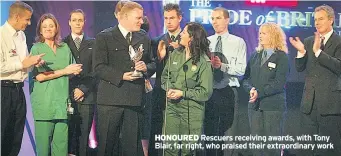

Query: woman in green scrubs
<box><xmin>160</xmin><ymin>22</ymin><xmax>213</xmax><ymax>155</ymax></box>
<box><xmin>30</xmin><ymin>13</ymin><xmax>82</xmax><ymax>156</ymax></box>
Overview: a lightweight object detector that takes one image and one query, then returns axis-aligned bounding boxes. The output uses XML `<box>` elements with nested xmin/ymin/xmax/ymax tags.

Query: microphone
<box><xmin>182</xmin><ymin>64</ymin><xmax>190</xmax><ymax>135</ymax></box>
<box><xmin>183</xmin><ymin>64</ymin><xmax>188</xmax><ymax>72</ymax></box>
<box><xmin>167</xmin><ymin>37</ymin><xmax>175</xmax><ymax>54</ymax></box>
<box><xmin>167</xmin><ymin>45</ymin><xmax>174</xmax><ymax>53</ymax></box>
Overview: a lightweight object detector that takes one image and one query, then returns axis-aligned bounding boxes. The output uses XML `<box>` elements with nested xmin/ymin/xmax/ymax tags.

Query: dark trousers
<box><xmin>204</xmin><ymin>86</ymin><xmax>235</xmax><ymax>156</ymax></box>
<box><xmin>141</xmin><ymin>92</ymin><xmax>152</xmax><ymax>140</ymax></box>
<box><xmin>149</xmin><ymin>88</ymin><xmax>165</xmax><ymax>156</ymax></box>
<box><xmin>1</xmin><ymin>81</ymin><xmax>26</xmax><ymax>156</ymax></box>
<box><xmin>97</xmin><ymin>105</ymin><xmax>143</xmax><ymax>156</ymax></box>
<box><xmin>299</xmin><ymin>102</ymin><xmax>341</xmax><ymax>156</ymax></box>
<box><xmin>68</xmin><ymin>103</ymin><xmax>95</xmax><ymax>156</ymax></box>
<box><xmin>249</xmin><ymin>109</ymin><xmax>285</xmax><ymax>156</ymax></box>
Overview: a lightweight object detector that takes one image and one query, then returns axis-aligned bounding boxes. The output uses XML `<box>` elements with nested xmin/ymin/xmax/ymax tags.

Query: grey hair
<box><xmin>315</xmin><ymin>4</ymin><xmax>335</xmax><ymax>20</ymax></box>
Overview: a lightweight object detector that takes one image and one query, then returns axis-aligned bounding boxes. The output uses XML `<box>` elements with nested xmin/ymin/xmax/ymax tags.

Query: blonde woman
<box><xmin>242</xmin><ymin>22</ymin><xmax>289</xmax><ymax>156</ymax></box>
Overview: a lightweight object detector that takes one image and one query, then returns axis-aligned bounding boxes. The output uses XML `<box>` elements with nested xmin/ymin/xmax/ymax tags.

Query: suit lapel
<box><xmin>78</xmin><ymin>35</ymin><xmax>90</xmax><ymax>52</ymax></box>
<box><xmin>131</xmin><ymin>32</ymin><xmax>142</xmax><ymax>47</ymax></box>
<box><xmin>66</xmin><ymin>35</ymin><xmax>78</xmax><ymax>53</ymax></box>
<box><xmin>111</xmin><ymin>26</ymin><xmax>129</xmax><ymax>47</ymax></box>
<box><xmin>261</xmin><ymin>51</ymin><xmax>278</xmax><ymax>69</ymax></box>
<box><xmin>324</xmin><ymin>31</ymin><xmax>337</xmax><ymax>52</ymax></box>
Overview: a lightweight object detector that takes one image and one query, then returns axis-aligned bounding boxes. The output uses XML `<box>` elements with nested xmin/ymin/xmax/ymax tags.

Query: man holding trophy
<box><xmin>93</xmin><ymin>1</ymin><xmax>156</xmax><ymax>156</ymax></box>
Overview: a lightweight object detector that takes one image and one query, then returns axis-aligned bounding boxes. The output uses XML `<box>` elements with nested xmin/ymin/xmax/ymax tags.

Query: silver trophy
<box><xmin>67</xmin><ymin>98</ymin><xmax>74</xmax><ymax>115</ymax></box>
<box><xmin>131</xmin><ymin>44</ymin><xmax>144</xmax><ymax>78</ymax></box>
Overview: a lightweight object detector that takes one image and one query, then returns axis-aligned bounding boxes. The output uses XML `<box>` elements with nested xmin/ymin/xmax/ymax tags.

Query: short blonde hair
<box><xmin>114</xmin><ymin>0</ymin><xmax>130</xmax><ymax>17</ymax></box>
<box><xmin>256</xmin><ymin>22</ymin><xmax>288</xmax><ymax>53</ymax></box>
<box><xmin>118</xmin><ymin>1</ymin><xmax>143</xmax><ymax>17</ymax></box>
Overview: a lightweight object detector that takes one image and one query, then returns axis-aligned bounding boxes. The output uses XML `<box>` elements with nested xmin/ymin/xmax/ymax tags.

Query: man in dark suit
<box><xmin>290</xmin><ymin>4</ymin><xmax>341</xmax><ymax>156</ymax></box>
<box><xmin>93</xmin><ymin>2</ymin><xmax>156</xmax><ymax>156</ymax></box>
<box><xmin>149</xmin><ymin>3</ymin><xmax>182</xmax><ymax>156</ymax></box>
<box><xmin>64</xmin><ymin>9</ymin><xmax>97</xmax><ymax>156</ymax></box>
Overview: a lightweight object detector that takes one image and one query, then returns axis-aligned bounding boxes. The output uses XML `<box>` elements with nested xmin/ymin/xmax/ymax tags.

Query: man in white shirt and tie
<box><xmin>204</xmin><ymin>7</ymin><xmax>247</xmax><ymax>156</ymax></box>
<box><xmin>0</xmin><ymin>2</ymin><xmax>44</xmax><ymax>156</ymax></box>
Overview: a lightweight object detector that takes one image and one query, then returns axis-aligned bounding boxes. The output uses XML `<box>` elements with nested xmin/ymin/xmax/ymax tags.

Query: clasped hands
<box><xmin>166</xmin><ymin>89</ymin><xmax>183</xmax><ymax>100</ymax></box>
<box><xmin>289</xmin><ymin>32</ymin><xmax>324</xmax><ymax>56</ymax></box>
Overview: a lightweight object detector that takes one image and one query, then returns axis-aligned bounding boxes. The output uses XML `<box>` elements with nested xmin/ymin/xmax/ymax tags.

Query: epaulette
<box><xmin>100</xmin><ymin>27</ymin><xmax>115</xmax><ymax>33</ymax></box>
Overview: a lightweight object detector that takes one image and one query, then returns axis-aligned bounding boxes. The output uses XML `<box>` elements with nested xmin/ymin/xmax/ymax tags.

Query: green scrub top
<box><xmin>161</xmin><ymin>48</ymin><xmax>213</xmax><ymax>105</ymax></box>
<box><xmin>30</xmin><ymin>42</ymin><xmax>73</xmax><ymax>120</ymax></box>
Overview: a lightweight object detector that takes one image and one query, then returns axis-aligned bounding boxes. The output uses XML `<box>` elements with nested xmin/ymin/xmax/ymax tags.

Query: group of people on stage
<box><xmin>1</xmin><ymin>1</ymin><xmax>340</xmax><ymax>156</ymax></box>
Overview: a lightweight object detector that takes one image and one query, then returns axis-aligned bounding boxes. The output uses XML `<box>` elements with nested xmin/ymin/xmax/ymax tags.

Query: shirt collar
<box><xmin>118</xmin><ymin>24</ymin><xmax>130</xmax><ymax>39</ymax></box>
<box><xmin>5</xmin><ymin>21</ymin><xmax>18</xmax><ymax>37</ymax></box>
<box><xmin>215</xmin><ymin>31</ymin><xmax>229</xmax><ymax>39</ymax></box>
<box><xmin>168</xmin><ymin>29</ymin><xmax>181</xmax><ymax>39</ymax></box>
<box><xmin>264</xmin><ymin>48</ymin><xmax>274</xmax><ymax>57</ymax></box>
<box><xmin>321</xmin><ymin>29</ymin><xmax>333</xmax><ymax>44</ymax></box>
<box><xmin>71</xmin><ymin>33</ymin><xmax>84</xmax><ymax>41</ymax></box>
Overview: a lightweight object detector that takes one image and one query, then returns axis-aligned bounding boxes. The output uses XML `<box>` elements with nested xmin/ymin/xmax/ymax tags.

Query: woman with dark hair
<box><xmin>160</xmin><ymin>22</ymin><xmax>213</xmax><ymax>155</ymax></box>
<box><xmin>29</xmin><ymin>13</ymin><xmax>82</xmax><ymax>156</ymax></box>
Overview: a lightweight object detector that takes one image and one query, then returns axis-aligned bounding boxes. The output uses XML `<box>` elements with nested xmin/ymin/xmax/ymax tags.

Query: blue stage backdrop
<box><xmin>25</xmin><ymin>1</ymin><xmax>341</xmax><ymax>83</ymax></box>
<box><xmin>2</xmin><ymin>1</ymin><xmax>340</xmax><ymax>155</ymax></box>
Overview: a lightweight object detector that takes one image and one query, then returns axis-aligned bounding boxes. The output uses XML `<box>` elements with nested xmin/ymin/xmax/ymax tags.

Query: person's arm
<box><xmin>79</xmin><ymin>40</ymin><xmax>97</xmax><ymax>95</ymax></box>
<box><xmin>0</xmin><ymin>32</ymin><xmax>38</xmax><ymax>74</ymax></box>
<box><xmin>242</xmin><ymin>53</ymin><xmax>255</xmax><ymax>92</ymax></box>
<box><xmin>161</xmin><ymin>53</ymin><xmax>175</xmax><ymax>91</ymax></box>
<box><xmin>34</xmin><ymin>45</ymin><xmax>81</xmax><ymax>82</ymax></box>
<box><xmin>220</xmin><ymin>38</ymin><xmax>247</xmax><ymax>76</ymax></box>
<box><xmin>183</xmin><ymin>61</ymin><xmax>213</xmax><ymax>102</ymax></box>
<box><xmin>0</xmin><ymin>44</ymin><xmax>24</xmax><ymax>74</ymax></box>
<box><xmin>93</xmin><ymin>33</ymin><xmax>124</xmax><ymax>86</ymax></box>
<box><xmin>257</xmin><ymin>52</ymin><xmax>289</xmax><ymax>98</ymax></box>
<box><xmin>144</xmin><ymin>38</ymin><xmax>157</xmax><ymax>78</ymax></box>
<box><xmin>295</xmin><ymin>38</ymin><xmax>309</xmax><ymax>72</ymax></box>
<box><xmin>316</xmin><ymin>43</ymin><xmax>341</xmax><ymax>75</ymax></box>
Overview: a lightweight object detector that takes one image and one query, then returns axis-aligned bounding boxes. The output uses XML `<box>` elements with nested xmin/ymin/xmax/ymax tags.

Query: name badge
<box><xmin>268</xmin><ymin>62</ymin><xmax>276</xmax><ymax>68</ymax></box>
<box><xmin>191</xmin><ymin>65</ymin><xmax>197</xmax><ymax>71</ymax></box>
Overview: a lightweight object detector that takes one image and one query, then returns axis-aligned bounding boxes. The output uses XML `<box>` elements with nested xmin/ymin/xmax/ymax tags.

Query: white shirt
<box><xmin>315</xmin><ymin>29</ymin><xmax>333</xmax><ymax>57</ymax></box>
<box><xmin>118</xmin><ymin>24</ymin><xmax>135</xmax><ymax>58</ymax></box>
<box><xmin>208</xmin><ymin>32</ymin><xmax>247</xmax><ymax>89</ymax></box>
<box><xmin>168</xmin><ymin>29</ymin><xmax>181</xmax><ymax>41</ymax></box>
<box><xmin>71</xmin><ymin>33</ymin><xmax>84</xmax><ymax>42</ymax></box>
<box><xmin>0</xmin><ymin>21</ymin><xmax>29</xmax><ymax>82</ymax></box>
<box><xmin>296</xmin><ymin>29</ymin><xmax>334</xmax><ymax>58</ymax></box>
<box><xmin>118</xmin><ymin>24</ymin><xmax>130</xmax><ymax>40</ymax></box>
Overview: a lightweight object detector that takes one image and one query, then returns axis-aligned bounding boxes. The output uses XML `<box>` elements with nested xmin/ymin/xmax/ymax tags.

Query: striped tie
<box><xmin>213</xmin><ymin>36</ymin><xmax>224</xmax><ymax>82</ymax></box>
<box><xmin>74</xmin><ymin>37</ymin><xmax>81</xmax><ymax>50</ymax></box>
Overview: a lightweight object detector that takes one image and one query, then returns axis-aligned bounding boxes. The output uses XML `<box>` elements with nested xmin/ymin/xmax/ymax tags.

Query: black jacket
<box><xmin>64</xmin><ymin>34</ymin><xmax>97</xmax><ymax>104</ymax></box>
<box><xmin>243</xmin><ymin>50</ymin><xmax>289</xmax><ymax>111</ymax></box>
<box><xmin>295</xmin><ymin>32</ymin><xmax>341</xmax><ymax>115</ymax></box>
<box><xmin>93</xmin><ymin>26</ymin><xmax>156</xmax><ymax>106</ymax></box>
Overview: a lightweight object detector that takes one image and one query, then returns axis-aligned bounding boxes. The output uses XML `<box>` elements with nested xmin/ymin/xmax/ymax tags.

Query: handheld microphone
<box><xmin>182</xmin><ymin>64</ymin><xmax>190</xmax><ymax>135</ymax></box>
<box><xmin>183</xmin><ymin>64</ymin><xmax>188</xmax><ymax>72</ymax></box>
<box><xmin>167</xmin><ymin>37</ymin><xmax>175</xmax><ymax>53</ymax></box>
<box><xmin>167</xmin><ymin>46</ymin><xmax>174</xmax><ymax>53</ymax></box>
<box><xmin>162</xmin><ymin>40</ymin><xmax>172</xmax><ymax>156</ymax></box>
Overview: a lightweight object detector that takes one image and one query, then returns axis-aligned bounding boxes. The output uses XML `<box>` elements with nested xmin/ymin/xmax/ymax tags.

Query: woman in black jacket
<box><xmin>243</xmin><ymin>22</ymin><xmax>289</xmax><ymax>156</ymax></box>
